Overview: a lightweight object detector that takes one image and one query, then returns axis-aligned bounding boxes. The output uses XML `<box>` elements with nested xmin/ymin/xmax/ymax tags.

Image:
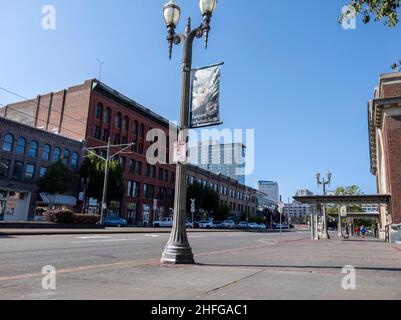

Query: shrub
<box><xmin>72</xmin><ymin>214</ymin><xmax>100</xmax><ymax>225</ymax></box>
<box><xmin>45</xmin><ymin>209</ymin><xmax>74</xmax><ymax>224</ymax></box>
<box><xmin>45</xmin><ymin>210</ymin><xmax>100</xmax><ymax>225</ymax></box>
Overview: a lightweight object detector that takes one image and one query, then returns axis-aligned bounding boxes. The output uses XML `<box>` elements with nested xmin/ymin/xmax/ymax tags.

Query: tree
<box><xmin>342</xmin><ymin>0</ymin><xmax>400</xmax><ymax>26</ymax></box>
<box><xmin>37</xmin><ymin>160</ymin><xmax>76</xmax><ymax>209</ymax></box>
<box><xmin>186</xmin><ymin>183</ymin><xmax>220</xmax><ymax>219</ymax></box>
<box><xmin>79</xmin><ymin>155</ymin><xmax>125</xmax><ymax>213</ymax></box>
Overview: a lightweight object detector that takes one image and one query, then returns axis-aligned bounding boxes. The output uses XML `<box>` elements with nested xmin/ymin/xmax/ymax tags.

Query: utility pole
<box><xmin>86</xmin><ymin>138</ymin><xmax>134</xmax><ymax>226</ymax></box>
<box><xmin>100</xmin><ymin>138</ymin><xmax>111</xmax><ymax>225</ymax></box>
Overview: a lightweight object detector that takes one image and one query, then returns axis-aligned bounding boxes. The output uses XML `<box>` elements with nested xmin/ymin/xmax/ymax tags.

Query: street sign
<box><xmin>173</xmin><ymin>141</ymin><xmax>187</xmax><ymax>163</ymax></box>
<box><xmin>340</xmin><ymin>206</ymin><xmax>347</xmax><ymax>217</ymax></box>
<box><xmin>190</xmin><ymin>199</ymin><xmax>196</xmax><ymax>214</ymax></box>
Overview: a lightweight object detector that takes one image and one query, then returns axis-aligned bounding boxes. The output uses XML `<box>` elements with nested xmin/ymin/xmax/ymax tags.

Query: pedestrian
<box><xmin>374</xmin><ymin>225</ymin><xmax>379</xmax><ymax>238</ymax></box>
<box><xmin>361</xmin><ymin>225</ymin><xmax>367</xmax><ymax>238</ymax></box>
<box><xmin>355</xmin><ymin>226</ymin><xmax>360</xmax><ymax>237</ymax></box>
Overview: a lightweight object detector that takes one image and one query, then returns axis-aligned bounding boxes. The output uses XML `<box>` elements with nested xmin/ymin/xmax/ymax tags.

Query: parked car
<box><xmin>221</xmin><ymin>220</ymin><xmax>236</xmax><ymax>229</ymax></box>
<box><xmin>247</xmin><ymin>222</ymin><xmax>259</xmax><ymax>230</ymax></box>
<box><xmin>185</xmin><ymin>220</ymin><xmax>194</xmax><ymax>228</ymax></box>
<box><xmin>104</xmin><ymin>216</ymin><xmax>128</xmax><ymax>228</ymax></box>
<box><xmin>153</xmin><ymin>217</ymin><xmax>173</xmax><ymax>228</ymax></box>
<box><xmin>212</xmin><ymin>221</ymin><xmax>225</xmax><ymax>229</ymax></box>
<box><xmin>198</xmin><ymin>221</ymin><xmax>214</xmax><ymax>229</ymax></box>
<box><xmin>257</xmin><ymin>223</ymin><xmax>267</xmax><ymax>230</ymax></box>
<box><xmin>236</xmin><ymin>221</ymin><xmax>249</xmax><ymax>229</ymax></box>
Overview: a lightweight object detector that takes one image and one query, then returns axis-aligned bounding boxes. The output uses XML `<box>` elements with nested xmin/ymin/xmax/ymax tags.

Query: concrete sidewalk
<box><xmin>0</xmin><ymin>227</ymin><xmax>295</xmax><ymax>236</ymax></box>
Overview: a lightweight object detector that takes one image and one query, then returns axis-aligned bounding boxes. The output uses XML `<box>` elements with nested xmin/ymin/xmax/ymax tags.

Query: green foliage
<box><xmin>214</xmin><ymin>204</ymin><xmax>231</xmax><ymax>221</ymax></box>
<box><xmin>186</xmin><ymin>183</ymin><xmax>220</xmax><ymax>216</ymax></box>
<box><xmin>45</xmin><ymin>209</ymin><xmax>100</xmax><ymax>225</ymax></box>
<box><xmin>37</xmin><ymin>160</ymin><xmax>76</xmax><ymax>205</ymax></box>
<box><xmin>79</xmin><ymin>155</ymin><xmax>125</xmax><ymax>205</ymax></box>
<box><xmin>342</xmin><ymin>0</ymin><xmax>400</xmax><ymax>26</ymax></box>
<box><xmin>327</xmin><ymin>185</ymin><xmax>363</xmax><ymax>215</ymax></box>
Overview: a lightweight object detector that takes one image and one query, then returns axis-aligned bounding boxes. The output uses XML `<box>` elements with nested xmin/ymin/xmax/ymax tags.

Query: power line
<box><xmin>0</xmin><ymin>85</ymin><xmax>89</xmax><ymax>126</ymax></box>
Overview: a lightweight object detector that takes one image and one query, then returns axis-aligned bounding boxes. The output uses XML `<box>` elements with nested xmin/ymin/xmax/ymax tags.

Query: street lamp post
<box><xmin>316</xmin><ymin>171</ymin><xmax>332</xmax><ymax>239</ymax></box>
<box><xmin>161</xmin><ymin>0</ymin><xmax>217</xmax><ymax>265</ymax></box>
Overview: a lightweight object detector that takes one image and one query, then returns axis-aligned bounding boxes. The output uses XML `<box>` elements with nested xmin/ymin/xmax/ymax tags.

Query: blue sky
<box><xmin>0</xmin><ymin>0</ymin><xmax>400</xmax><ymax>200</ymax></box>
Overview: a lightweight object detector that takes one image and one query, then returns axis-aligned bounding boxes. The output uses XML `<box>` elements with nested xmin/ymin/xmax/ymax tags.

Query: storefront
<box><xmin>0</xmin><ymin>188</ymin><xmax>31</xmax><ymax>222</ymax></box>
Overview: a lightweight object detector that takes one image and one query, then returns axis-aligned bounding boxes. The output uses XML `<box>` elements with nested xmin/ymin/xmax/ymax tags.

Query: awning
<box><xmin>39</xmin><ymin>193</ymin><xmax>77</xmax><ymax>206</ymax></box>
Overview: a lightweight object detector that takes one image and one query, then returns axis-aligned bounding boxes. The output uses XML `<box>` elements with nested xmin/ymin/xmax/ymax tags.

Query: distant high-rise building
<box><xmin>257</xmin><ymin>181</ymin><xmax>279</xmax><ymax>202</ymax></box>
<box><xmin>189</xmin><ymin>141</ymin><xmax>246</xmax><ymax>185</ymax></box>
<box><xmin>295</xmin><ymin>189</ymin><xmax>313</xmax><ymax>197</ymax></box>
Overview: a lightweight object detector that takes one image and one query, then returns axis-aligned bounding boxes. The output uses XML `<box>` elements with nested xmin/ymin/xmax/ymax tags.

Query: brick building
<box><xmin>1</xmin><ymin>79</ymin><xmax>256</xmax><ymax>225</ymax></box>
<box><xmin>369</xmin><ymin>71</ymin><xmax>401</xmax><ymax>229</ymax></box>
<box><xmin>0</xmin><ymin>117</ymin><xmax>84</xmax><ymax>221</ymax></box>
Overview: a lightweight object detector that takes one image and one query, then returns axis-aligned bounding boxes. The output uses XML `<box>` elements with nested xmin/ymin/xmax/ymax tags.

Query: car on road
<box><xmin>198</xmin><ymin>221</ymin><xmax>214</xmax><ymax>229</ymax></box>
<box><xmin>153</xmin><ymin>217</ymin><xmax>173</xmax><ymax>228</ymax></box>
<box><xmin>104</xmin><ymin>216</ymin><xmax>128</xmax><ymax>228</ymax></box>
<box><xmin>221</xmin><ymin>220</ymin><xmax>236</xmax><ymax>229</ymax></box>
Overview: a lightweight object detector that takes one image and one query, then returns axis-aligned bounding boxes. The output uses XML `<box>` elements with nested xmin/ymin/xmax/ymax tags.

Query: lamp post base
<box><xmin>161</xmin><ymin>244</ymin><xmax>195</xmax><ymax>265</ymax></box>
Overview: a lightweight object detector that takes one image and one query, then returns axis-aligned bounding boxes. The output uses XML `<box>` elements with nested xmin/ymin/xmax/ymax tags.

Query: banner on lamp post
<box><xmin>189</xmin><ymin>62</ymin><xmax>223</xmax><ymax>129</ymax></box>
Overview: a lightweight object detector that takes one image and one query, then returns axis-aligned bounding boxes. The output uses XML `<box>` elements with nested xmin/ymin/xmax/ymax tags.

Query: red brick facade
<box><xmin>2</xmin><ymin>79</ymin><xmax>256</xmax><ymax>224</ymax></box>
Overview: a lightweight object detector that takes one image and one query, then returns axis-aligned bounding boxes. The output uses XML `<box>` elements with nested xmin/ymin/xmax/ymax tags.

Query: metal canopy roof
<box><xmin>293</xmin><ymin>195</ymin><xmax>391</xmax><ymax>205</ymax></box>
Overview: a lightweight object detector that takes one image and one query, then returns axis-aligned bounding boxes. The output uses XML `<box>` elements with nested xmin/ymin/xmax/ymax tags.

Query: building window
<box><xmin>139</xmin><ymin>123</ymin><xmax>145</xmax><ymax>137</ymax></box>
<box><xmin>16</xmin><ymin>137</ymin><xmax>26</xmax><ymax>155</ymax></box>
<box><xmin>128</xmin><ymin>181</ymin><xmax>140</xmax><ymax>198</ymax></box>
<box><xmin>119</xmin><ymin>156</ymin><xmax>126</xmax><ymax>171</ymax></box>
<box><xmin>171</xmin><ymin>171</ymin><xmax>175</xmax><ymax>183</ymax></box>
<box><xmin>39</xmin><ymin>167</ymin><xmax>47</xmax><ymax>177</ymax></box>
<box><xmin>96</xmin><ymin>103</ymin><xmax>103</xmax><ymax>120</ymax></box>
<box><xmin>28</xmin><ymin>141</ymin><xmax>39</xmax><ymax>158</ymax></box>
<box><xmin>2</xmin><ymin>134</ymin><xmax>14</xmax><ymax>152</ymax></box>
<box><xmin>25</xmin><ymin>164</ymin><xmax>35</xmax><ymax>181</ymax></box>
<box><xmin>115</xmin><ymin>113</ymin><xmax>122</xmax><ymax>129</ymax></box>
<box><xmin>145</xmin><ymin>164</ymin><xmax>150</xmax><ymax>177</ymax></box>
<box><xmin>0</xmin><ymin>159</ymin><xmax>10</xmax><ymax>177</ymax></box>
<box><xmin>104</xmin><ymin>107</ymin><xmax>111</xmax><ymax>123</ymax></box>
<box><xmin>122</xmin><ymin>136</ymin><xmax>128</xmax><ymax>145</ymax></box>
<box><xmin>102</xmin><ymin>129</ymin><xmax>109</xmax><ymax>142</ymax></box>
<box><xmin>159</xmin><ymin>168</ymin><xmax>164</xmax><ymax>180</ymax></box>
<box><xmin>133</xmin><ymin>121</ymin><xmax>138</xmax><ymax>136</ymax></box>
<box><xmin>63</xmin><ymin>150</ymin><xmax>70</xmax><ymax>166</ymax></box>
<box><xmin>71</xmin><ymin>152</ymin><xmax>79</xmax><ymax>168</ymax></box>
<box><xmin>12</xmin><ymin>161</ymin><xmax>24</xmax><ymax>180</ymax></box>
<box><xmin>144</xmin><ymin>184</ymin><xmax>154</xmax><ymax>199</ymax></box>
<box><xmin>93</xmin><ymin>126</ymin><xmax>101</xmax><ymax>140</ymax></box>
<box><xmin>151</xmin><ymin>166</ymin><xmax>156</xmax><ymax>178</ymax></box>
<box><xmin>129</xmin><ymin>160</ymin><xmax>135</xmax><ymax>174</ymax></box>
<box><xmin>53</xmin><ymin>147</ymin><xmax>61</xmax><ymax>161</ymax></box>
<box><xmin>138</xmin><ymin>143</ymin><xmax>143</xmax><ymax>154</ymax></box>
<box><xmin>136</xmin><ymin>161</ymin><xmax>142</xmax><ymax>175</ymax></box>
<box><xmin>164</xmin><ymin>170</ymin><xmax>169</xmax><ymax>182</ymax></box>
<box><xmin>123</xmin><ymin>116</ymin><xmax>129</xmax><ymax>132</ymax></box>
<box><xmin>114</xmin><ymin>133</ymin><xmax>120</xmax><ymax>145</ymax></box>
<box><xmin>42</xmin><ymin>144</ymin><xmax>51</xmax><ymax>161</ymax></box>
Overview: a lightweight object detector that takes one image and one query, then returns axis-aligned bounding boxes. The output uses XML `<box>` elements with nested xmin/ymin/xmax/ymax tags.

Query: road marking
<box><xmin>71</xmin><ymin>239</ymin><xmax>135</xmax><ymax>244</ymax></box>
<box><xmin>76</xmin><ymin>236</ymin><xmax>112</xmax><ymax>240</ymax></box>
<box><xmin>144</xmin><ymin>235</ymin><xmax>160</xmax><ymax>238</ymax></box>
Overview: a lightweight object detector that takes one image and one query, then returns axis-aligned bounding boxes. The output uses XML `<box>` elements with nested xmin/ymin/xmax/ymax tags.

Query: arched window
<box><xmin>96</xmin><ymin>103</ymin><xmax>103</xmax><ymax>120</ymax></box>
<box><xmin>2</xmin><ymin>134</ymin><xmax>14</xmax><ymax>152</ymax></box>
<box><xmin>115</xmin><ymin>113</ymin><xmax>122</xmax><ymax>129</ymax></box>
<box><xmin>71</xmin><ymin>152</ymin><xmax>79</xmax><ymax>168</ymax></box>
<box><xmin>16</xmin><ymin>137</ymin><xmax>27</xmax><ymax>155</ymax></box>
<box><xmin>28</xmin><ymin>141</ymin><xmax>39</xmax><ymax>158</ymax></box>
<box><xmin>63</xmin><ymin>149</ymin><xmax>70</xmax><ymax>165</ymax></box>
<box><xmin>42</xmin><ymin>144</ymin><xmax>51</xmax><ymax>160</ymax></box>
<box><xmin>133</xmin><ymin>120</ymin><xmax>138</xmax><ymax>135</ymax></box>
<box><xmin>53</xmin><ymin>147</ymin><xmax>61</xmax><ymax>161</ymax></box>
<box><xmin>139</xmin><ymin>123</ymin><xmax>145</xmax><ymax>137</ymax></box>
<box><xmin>123</xmin><ymin>116</ymin><xmax>129</xmax><ymax>132</ymax></box>
<box><xmin>104</xmin><ymin>107</ymin><xmax>111</xmax><ymax>123</ymax></box>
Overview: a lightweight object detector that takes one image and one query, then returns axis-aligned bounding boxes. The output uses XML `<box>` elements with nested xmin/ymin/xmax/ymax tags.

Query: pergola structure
<box><xmin>293</xmin><ymin>194</ymin><xmax>391</xmax><ymax>241</ymax></box>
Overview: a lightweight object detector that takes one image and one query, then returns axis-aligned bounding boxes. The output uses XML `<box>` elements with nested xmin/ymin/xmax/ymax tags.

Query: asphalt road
<box><xmin>1</xmin><ymin>231</ymin><xmax>401</xmax><ymax>300</ymax></box>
